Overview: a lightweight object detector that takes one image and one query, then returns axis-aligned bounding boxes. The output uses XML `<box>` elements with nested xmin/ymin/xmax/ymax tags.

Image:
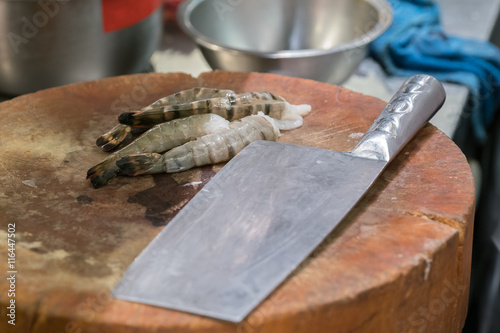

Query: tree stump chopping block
<box><xmin>0</xmin><ymin>72</ymin><xmax>474</xmax><ymax>333</ymax></box>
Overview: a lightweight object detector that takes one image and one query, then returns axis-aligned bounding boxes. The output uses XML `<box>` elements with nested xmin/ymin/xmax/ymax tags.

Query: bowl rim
<box><xmin>177</xmin><ymin>0</ymin><xmax>393</xmax><ymax>59</ymax></box>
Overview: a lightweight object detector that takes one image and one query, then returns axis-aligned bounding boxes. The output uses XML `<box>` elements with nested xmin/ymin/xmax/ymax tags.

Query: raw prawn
<box><xmin>118</xmin><ymin>91</ymin><xmax>311</xmax><ymax>128</ymax></box>
<box><xmin>96</xmin><ymin>87</ymin><xmax>235</xmax><ymax>151</ymax></box>
<box><xmin>87</xmin><ymin>114</ymin><xmax>230</xmax><ymax>188</ymax></box>
<box><xmin>116</xmin><ymin>114</ymin><xmax>281</xmax><ymax>176</ymax></box>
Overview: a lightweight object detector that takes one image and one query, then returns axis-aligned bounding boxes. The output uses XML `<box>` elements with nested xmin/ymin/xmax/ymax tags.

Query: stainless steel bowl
<box><xmin>0</xmin><ymin>1</ymin><xmax>162</xmax><ymax>96</ymax></box>
<box><xmin>178</xmin><ymin>0</ymin><xmax>392</xmax><ymax>84</ymax></box>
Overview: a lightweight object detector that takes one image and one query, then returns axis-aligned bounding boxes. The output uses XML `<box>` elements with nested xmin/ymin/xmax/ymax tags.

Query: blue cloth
<box><xmin>370</xmin><ymin>0</ymin><xmax>500</xmax><ymax>143</ymax></box>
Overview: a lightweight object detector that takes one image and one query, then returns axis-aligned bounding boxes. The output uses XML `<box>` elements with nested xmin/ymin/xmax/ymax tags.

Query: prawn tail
<box><xmin>282</xmin><ymin>103</ymin><xmax>311</xmax><ymax>120</ymax></box>
<box><xmin>116</xmin><ymin>153</ymin><xmax>165</xmax><ymax>176</ymax></box>
<box><xmin>86</xmin><ymin>159</ymin><xmax>119</xmax><ymax>189</ymax></box>
<box><xmin>270</xmin><ymin>117</ymin><xmax>303</xmax><ymax>131</ymax></box>
<box><xmin>96</xmin><ymin>124</ymin><xmax>133</xmax><ymax>151</ymax></box>
<box><xmin>293</xmin><ymin>104</ymin><xmax>312</xmax><ymax>116</ymax></box>
<box><xmin>118</xmin><ymin>109</ymin><xmax>165</xmax><ymax>128</ymax></box>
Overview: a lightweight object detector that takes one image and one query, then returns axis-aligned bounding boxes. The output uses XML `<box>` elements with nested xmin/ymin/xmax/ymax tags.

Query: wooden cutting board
<box><xmin>0</xmin><ymin>72</ymin><xmax>474</xmax><ymax>333</ymax></box>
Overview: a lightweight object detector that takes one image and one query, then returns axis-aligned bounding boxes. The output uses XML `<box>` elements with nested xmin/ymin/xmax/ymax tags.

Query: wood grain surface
<box><xmin>0</xmin><ymin>72</ymin><xmax>474</xmax><ymax>333</ymax></box>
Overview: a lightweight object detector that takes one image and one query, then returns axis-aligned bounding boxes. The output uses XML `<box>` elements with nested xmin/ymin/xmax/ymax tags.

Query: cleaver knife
<box><xmin>113</xmin><ymin>75</ymin><xmax>446</xmax><ymax>322</ymax></box>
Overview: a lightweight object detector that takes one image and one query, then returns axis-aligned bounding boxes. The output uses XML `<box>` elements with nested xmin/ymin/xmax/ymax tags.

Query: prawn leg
<box><xmin>87</xmin><ymin>114</ymin><xmax>230</xmax><ymax>188</ymax></box>
<box><xmin>116</xmin><ymin>114</ymin><xmax>280</xmax><ymax>176</ymax></box>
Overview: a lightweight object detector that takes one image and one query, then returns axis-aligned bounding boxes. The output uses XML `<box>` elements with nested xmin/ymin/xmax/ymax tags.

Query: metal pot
<box><xmin>0</xmin><ymin>0</ymin><xmax>162</xmax><ymax>96</ymax></box>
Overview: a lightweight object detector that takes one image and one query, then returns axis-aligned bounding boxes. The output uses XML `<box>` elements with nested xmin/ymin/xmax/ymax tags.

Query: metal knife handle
<box><xmin>349</xmin><ymin>74</ymin><xmax>446</xmax><ymax>161</ymax></box>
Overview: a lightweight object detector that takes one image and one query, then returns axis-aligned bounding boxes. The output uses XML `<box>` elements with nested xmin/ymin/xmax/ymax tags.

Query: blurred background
<box><xmin>1</xmin><ymin>0</ymin><xmax>499</xmax><ymax>331</ymax></box>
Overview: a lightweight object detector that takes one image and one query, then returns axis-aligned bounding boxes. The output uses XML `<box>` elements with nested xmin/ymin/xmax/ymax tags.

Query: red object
<box><xmin>163</xmin><ymin>0</ymin><xmax>185</xmax><ymax>25</ymax></box>
<box><xmin>101</xmin><ymin>0</ymin><xmax>162</xmax><ymax>33</ymax></box>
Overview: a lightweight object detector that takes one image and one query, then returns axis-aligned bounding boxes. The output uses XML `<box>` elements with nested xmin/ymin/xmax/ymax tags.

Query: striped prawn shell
<box><xmin>115</xmin><ymin>114</ymin><xmax>281</xmax><ymax>176</ymax></box>
<box><xmin>97</xmin><ymin>88</ymin><xmax>234</xmax><ymax>150</ymax></box>
<box><xmin>162</xmin><ymin>114</ymin><xmax>280</xmax><ymax>173</ymax></box>
<box><xmin>149</xmin><ymin>91</ymin><xmax>288</xmax><ymax>122</ymax></box>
